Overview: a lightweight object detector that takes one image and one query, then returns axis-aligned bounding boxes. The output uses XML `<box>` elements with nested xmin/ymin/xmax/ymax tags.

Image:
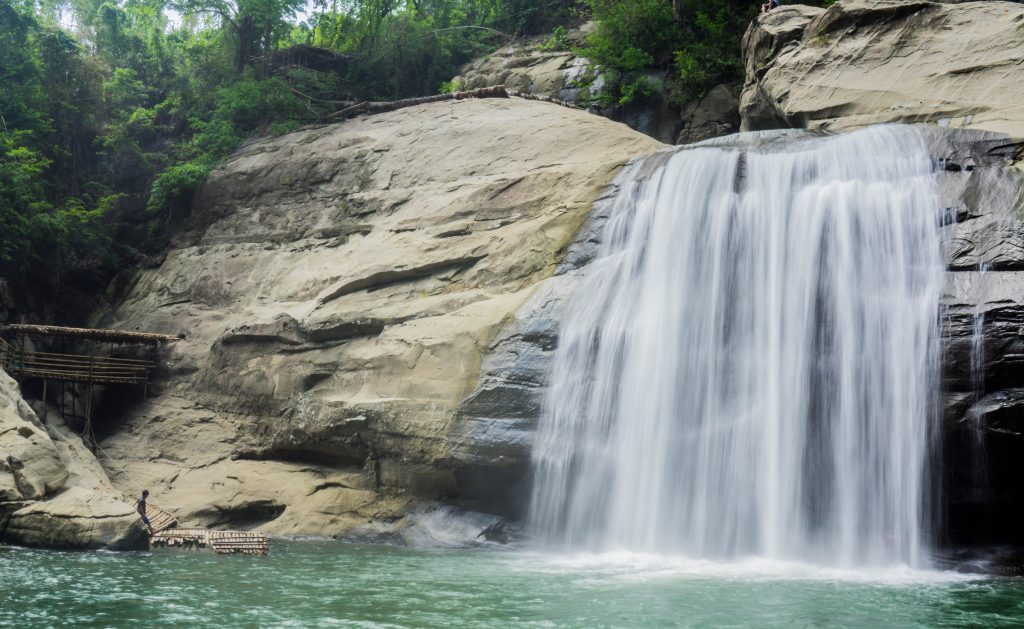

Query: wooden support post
<box><xmin>83</xmin><ymin>382</ymin><xmax>96</xmax><ymax>452</ymax></box>
<box><xmin>84</xmin><ymin>357</ymin><xmax>95</xmax><ymax>451</ymax></box>
<box><xmin>41</xmin><ymin>378</ymin><xmax>47</xmax><ymax>421</ymax></box>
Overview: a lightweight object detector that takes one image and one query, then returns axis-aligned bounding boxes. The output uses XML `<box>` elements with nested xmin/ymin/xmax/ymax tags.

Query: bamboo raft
<box><xmin>145</xmin><ymin>503</ymin><xmax>179</xmax><ymax>534</ymax></box>
<box><xmin>141</xmin><ymin>501</ymin><xmax>269</xmax><ymax>555</ymax></box>
<box><xmin>150</xmin><ymin>528</ymin><xmax>270</xmax><ymax>555</ymax></box>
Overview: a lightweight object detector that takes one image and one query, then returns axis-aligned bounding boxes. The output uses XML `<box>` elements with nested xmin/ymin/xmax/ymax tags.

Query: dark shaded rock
<box><xmin>192</xmin><ymin>499</ymin><xmax>287</xmax><ymax>530</ymax></box>
<box><xmin>303</xmin><ymin>317</ymin><xmax>386</xmax><ymax>342</ymax></box>
<box><xmin>942</xmin><ymin>390</ymin><xmax>1024</xmax><ymax>548</ymax></box>
<box><xmin>613</xmin><ymin>74</ymin><xmax>683</xmax><ymax>145</ymax></box>
<box><xmin>444</xmin><ymin>158</ymin><xmax>655</xmax><ymax>519</ymax></box>
<box><xmin>220</xmin><ymin>313</ymin><xmax>307</xmax><ymax>345</ymax></box>
<box><xmin>445</xmin><ymin>277</ymin><xmax>571</xmax><ymax>519</ymax></box>
<box><xmin>676</xmin><ymin>84</ymin><xmax>741</xmax><ymax>145</ymax></box>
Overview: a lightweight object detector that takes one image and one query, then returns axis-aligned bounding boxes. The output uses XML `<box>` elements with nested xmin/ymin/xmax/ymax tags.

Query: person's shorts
<box><xmin>142</xmin><ymin>515</ymin><xmax>151</xmax><ymax>525</ymax></box>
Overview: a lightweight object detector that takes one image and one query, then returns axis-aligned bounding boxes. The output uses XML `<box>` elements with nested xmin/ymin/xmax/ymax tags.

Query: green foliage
<box><xmin>7</xmin><ymin>0</ymin><xmax>735</xmax><ymax>315</ymax></box>
<box><xmin>538</xmin><ymin>25</ymin><xmax>568</xmax><ymax>51</ymax></box>
<box><xmin>0</xmin><ymin>132</ymin><xmax>110</xmax><ymax>271</ymax></box>
<box><xmin>148</xmin><ymin>158</ymin><xmax>213</xmax><ymax>215</ymax></box>
<box><xmin>439</xmin><ymin>79</ymin><xmax>461</xmax><ymax>94</ymax></box>
<box><xmin>577</xmin><ymin>0</ymin><xmax>757</xmax><ymax>105</ymax></box>
<box><xmin>616</xmin><ymin>75</ymin><xmax>662</xmax><ymax>106</ymax></box>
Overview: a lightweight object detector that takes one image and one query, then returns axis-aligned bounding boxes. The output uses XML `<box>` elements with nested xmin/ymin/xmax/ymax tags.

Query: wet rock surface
<box><xmin>741</xmin><ymin>0</ymin><xmax>1024</xmax><ymax>552</ymax></box>
<box><xmin>929</xmin><ymin>130</ymin><xmax>1024</xmax><ymax>549</ymax></box>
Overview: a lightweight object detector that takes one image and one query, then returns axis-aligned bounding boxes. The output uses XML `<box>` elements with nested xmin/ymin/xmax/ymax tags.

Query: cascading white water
<box><xmin>529</xmin><ymin>126</ymin><xmax>944</xmax><ymax>568</ymax></box>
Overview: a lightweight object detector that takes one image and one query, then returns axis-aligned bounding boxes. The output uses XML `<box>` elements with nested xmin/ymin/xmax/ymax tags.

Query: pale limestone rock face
<box><xmin>741</xmin><ymin>0</ymin><xmax>1024</xmax><ymax>144</ymax></box>
<box><xmin>0</xmin><ymin>373</ymin><xmax>67</xmax><ymax>501</ymax></box>
<box><xmin>95</xmin><ymin>98</ymin><xmax>663</xmax><ymax>540</ymax></box>
<box><xmin>452</xmin><ymin>24</ymin><xmax>691</xmax><ymax>145</ymax></box>
<box><xmin>454</xmin><ymin>23</ymin><xmax>596</xmax><ymax>102</ymax></box>
<box><xmin>0</xmin><ymin>372</ymin><xmax>148</xmax><ymax>549</ymax></box>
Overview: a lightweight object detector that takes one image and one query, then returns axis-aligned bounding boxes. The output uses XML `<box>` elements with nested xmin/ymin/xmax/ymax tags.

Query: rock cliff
<box><xmin>741</xmin><ymin>0</ymin><xmax>1024</xmax><ymax>146</ymax></box>
<box><xmin>4</xmin><ymin>0</ymin><xmax>1020</xmax><ymax>552</ymax></box>
<box><xmin>92</xmin><ymin>97</ymin><xmax>662</xmax><ymax>541</ymax></box>
<box><xmin>0</xmin><ymin>372</ymin><xmax>147</xmax><ymax>549</ymax></box>
<box><xmin>453</xmin><ymin>24</ymin><xmax>739</xmax><ymax>145</ymax></box>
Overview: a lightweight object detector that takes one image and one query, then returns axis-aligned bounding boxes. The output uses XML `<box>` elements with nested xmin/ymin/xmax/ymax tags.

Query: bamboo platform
<box><xmin>0</xmin><ymin>325</ymin><xmax>175</xmax><ymax>447</ymax></box>
<box><xmin>0</xmin><ymin>324</ymin><xmax>174</xmax><ymax>385</ymax></box>
<box><xmin>150</xmin><ymin>528</ymin><xmax>270</xmax><ymax>555</ymax></box>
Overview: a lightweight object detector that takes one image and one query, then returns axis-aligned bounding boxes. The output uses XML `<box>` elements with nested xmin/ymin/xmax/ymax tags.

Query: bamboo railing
<box><xmin>1</xmin><ymin>348</ymin><xmax>153</xmax><ymax>385</ymax></box>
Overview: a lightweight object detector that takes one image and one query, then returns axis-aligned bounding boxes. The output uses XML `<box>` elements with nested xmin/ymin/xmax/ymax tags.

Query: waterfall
<box><xmin>529</xmin><ymin>126</ymin><xmax>944</xmax><ymax>568</ymax></box>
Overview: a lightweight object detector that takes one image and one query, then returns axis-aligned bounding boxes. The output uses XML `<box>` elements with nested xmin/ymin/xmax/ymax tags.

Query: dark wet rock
<box><xmin>676</xmin><ymin>84</ymin><xmax>742</xmax><ymax>146</ymax></box>
<box><xmin>443</xmin><ymin>161</ymin><xmax>646</xmax><ymax>519</ymax></box>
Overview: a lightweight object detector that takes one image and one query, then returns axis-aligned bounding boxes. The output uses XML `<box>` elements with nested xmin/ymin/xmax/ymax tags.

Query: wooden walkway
<box><xmin>1</xmin><ymin>325</ymin><xmax>177</xmax><ymax>446</ymax></box>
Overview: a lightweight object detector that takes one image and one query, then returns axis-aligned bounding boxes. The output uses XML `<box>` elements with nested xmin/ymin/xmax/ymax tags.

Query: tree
<box><xmin>169</xmin><ymin>0</ymin><xmax>306</xmax><ymax>72</ymax></box>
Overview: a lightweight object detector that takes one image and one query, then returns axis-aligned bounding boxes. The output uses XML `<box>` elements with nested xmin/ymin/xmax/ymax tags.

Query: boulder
<box><xmin>741</xmin><ymin>0</ymin><xmax>1024</xmax><ymax>146</ymax></box>
<box><xmin>4</xmin><ymin>487</ymin><xmax>148</xmax><ymax>550</ymax></box>
<box><xmin>454</xmin><ymin>23</ymin><xmax>597</xmax><ymax>103</ymax></box>
<box><xmin>94</xmin><ymin>97</ymin><xmax>663</xmax><ymax>540</ymax></box>
<box><xmin>676</xmin><ymin>84</ymin><xmax>742</xmax><ymax>145</ymax></box>
<box><xmin>0</xmin><ymin>373</ymin><xmax>67</xmax><ymax>501</ymax></box>
<box><xmin>0</xmin><ymin>371</ymin><xmax>148</xmax><ymax>549</ymax></box>
<box><xmin>453</xmin><ymin>24</ymin><xmax>686</xmax><ymax>145</ymax></box>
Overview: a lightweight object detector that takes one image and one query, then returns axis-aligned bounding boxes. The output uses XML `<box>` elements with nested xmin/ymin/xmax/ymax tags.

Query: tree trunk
<box><xmin>673</xmin><ymin>0</ymin><xmax>686</xmax><ymax>29</ymax></box>
<box><xmin>237</xmin><ymin>15</ymin><xmax>255</xmax><ymax>74</ymax></box>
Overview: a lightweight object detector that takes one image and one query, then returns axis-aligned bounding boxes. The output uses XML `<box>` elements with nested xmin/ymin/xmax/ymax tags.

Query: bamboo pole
<box><xmin>326</xmin><ymin>85</ymin><xmax>510</xmax><ymax>120</ymax></box>
<box><xmin>0</xmin><ymin>324</ymin><xmax>177</xmax><ymax>344</ymax></box>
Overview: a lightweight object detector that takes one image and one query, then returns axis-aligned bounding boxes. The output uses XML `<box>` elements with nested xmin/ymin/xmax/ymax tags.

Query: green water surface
<box><xmin>2</xmin><ymin>541</ymin><xmax>1023</xmax><ymax>628</ymax></box>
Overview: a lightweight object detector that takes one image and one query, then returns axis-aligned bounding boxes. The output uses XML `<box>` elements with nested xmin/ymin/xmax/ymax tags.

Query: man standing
<box><xmin>137</xmin><ymin>490</ymin><xmax>154</xmax><ymax>535</ymax></box>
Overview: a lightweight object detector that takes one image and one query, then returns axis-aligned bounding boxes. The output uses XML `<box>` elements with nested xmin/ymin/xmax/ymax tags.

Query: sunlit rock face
<box><xmin>95</xmin><ymin>98</ymin><xmax>662</xmax><ymax>540</ymax></box>
<box><xmin>452</xmin><ymin>22</ymin><xmax>715</xmax><ymax>146</ymax></box>
<box><xmin>741</xmin><ymin>0</ymin><xmax>1024</xmax><ymax>143</ymax></box>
